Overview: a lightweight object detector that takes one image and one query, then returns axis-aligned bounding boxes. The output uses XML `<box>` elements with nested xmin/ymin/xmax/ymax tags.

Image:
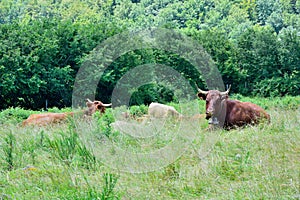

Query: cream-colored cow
<box><xmin>148</xmin><ymin>102</ymin><xmax>181</xmax><ymax>118</ymax></box>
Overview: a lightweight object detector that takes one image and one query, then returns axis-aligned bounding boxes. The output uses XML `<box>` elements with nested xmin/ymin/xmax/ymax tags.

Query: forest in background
<box><xmin>0</xmin><ymin>0</ymin><xmax>299</xmax><ymax>109</ymax></box>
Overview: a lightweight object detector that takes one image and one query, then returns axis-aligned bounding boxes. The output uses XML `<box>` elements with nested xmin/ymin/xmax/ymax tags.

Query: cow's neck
<box><xmin>208</xmin><ymin>116</ymin><xmax>219</xmax><ymax>125</ymax></box>
<box><xmin>211</xmin><ymin>99</ymin><xmax>227</xmax><ymax>127</ymax></box>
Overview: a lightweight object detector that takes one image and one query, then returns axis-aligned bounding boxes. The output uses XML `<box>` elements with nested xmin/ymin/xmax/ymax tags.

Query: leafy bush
<box><xmin>253</xmin><ymin>77</ymin><xmax>300</xmax><ymax>97</ymax></box>
<box><xmin>94</xmin><ymin>109</ymin><xmax>116</xmax><ymax>137</ymax></box>
<box><xmin>129</xmin><ymin>104</ymin><xmax>148</xmax><ymax>117</ymax></box>
<box><xmin>230</xmin><ymin>94</ymin><xmax>300</xmax><ymax>110</ymax></box>
<box><xmin>0</xmin><ymin>107</ymin><xmax>36</xmax><ymax>124</ymax></box>
<box><xmin>47</xmin><ymin>107</ymin><xmax>73</xmax><ymax>113</ymax></box>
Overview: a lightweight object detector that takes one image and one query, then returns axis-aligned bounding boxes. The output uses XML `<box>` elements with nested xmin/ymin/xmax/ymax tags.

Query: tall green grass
<box><xmin>2</xmin><ymin>132</ymin><xmax>15</xmax><ymax>171</ymax></box>
<box><xmin>0</xmin><ymin>96</ymin><xmax>299</xmax><ymax>199</ymax></box>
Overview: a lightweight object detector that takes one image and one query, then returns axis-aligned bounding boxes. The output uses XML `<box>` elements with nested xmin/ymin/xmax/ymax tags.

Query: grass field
<box><xmin>0</xmin><ymin>96</ymin><xmax>299</xmax><ymax>199</ymax></box>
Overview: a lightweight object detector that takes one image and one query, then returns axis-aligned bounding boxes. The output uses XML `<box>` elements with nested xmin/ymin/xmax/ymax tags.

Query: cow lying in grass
<box><xmin>22</xmin><ymin>99</ymin><xmax>112</xmax><ymax>126</ymax></box>
<box><xmin>148</xmin><ymin>102</ymin><xmax>182</xmax><ymax>118</ymax></box>
<box><xmin>119</xmin><ymin>102</ymin><xmax>182</xmax><ymax>123</ymax></box>
<box><xmin>197</xmin><ymin>86</ymin><xmax>270</xmax><ymax>129</ymax></box>
<box><xmin>128</xmin><ymin>103</ymin><xmax>206</xmax><ymax>122</ymax></box>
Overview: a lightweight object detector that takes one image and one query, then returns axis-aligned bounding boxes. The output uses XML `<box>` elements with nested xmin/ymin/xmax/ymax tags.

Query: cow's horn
<box><xmin>220</xmin><ymin>85</ymin><xmax>231</xmax><ymax>95</ymax></box>
<box><xmin>102</xmin><ymin>103</ymin><xmax>112</xmax><ymax>107</ymax></box>
<box><xmin>86</xmin><ymin>98</ymin><xmax>93</xmax><ymax>103</ymax></box>
<box><xmin>197</xmin><ymin>88</ymin><xmax>209</xmax><ymax>95</ymax></box>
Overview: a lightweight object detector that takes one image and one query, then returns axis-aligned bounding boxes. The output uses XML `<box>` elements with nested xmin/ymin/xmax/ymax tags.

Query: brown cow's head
<box><xmin>197</xmin><ymin>86</ymin><xmax>231</xmax><ymax>121</ymax></box>
<box><xmin>85</xmin><ymin>98</ymin><xmax>112</xmax><ymax>115</ymax></box>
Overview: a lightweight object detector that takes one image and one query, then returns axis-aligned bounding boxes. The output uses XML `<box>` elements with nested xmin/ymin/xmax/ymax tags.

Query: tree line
<box><xmin>0</xmin><ymin>0</ymin><xmax>299</xmax><ymax>110</ymax></box>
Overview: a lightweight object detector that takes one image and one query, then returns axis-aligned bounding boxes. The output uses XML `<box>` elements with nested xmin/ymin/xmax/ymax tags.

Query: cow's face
<box><xmin>85</xmin><ymin>99</ymin><xmax>112</xmax><ymax>115</ymax></box>
<box><xmin>197</xmin><ymin>87</ymin><xmax>230</xmax><ymax>120</ymax></box>
<box><xmin>198</xmin><ymin>90</ymin><xmax>228</xmax><ymax>119</ymax></box>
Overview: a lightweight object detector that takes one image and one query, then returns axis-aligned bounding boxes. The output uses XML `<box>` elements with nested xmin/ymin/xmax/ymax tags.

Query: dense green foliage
<box><xmin>0</xmin><ymin>0</ymin><xmax>299</xmax><ymax>109</ymax></box>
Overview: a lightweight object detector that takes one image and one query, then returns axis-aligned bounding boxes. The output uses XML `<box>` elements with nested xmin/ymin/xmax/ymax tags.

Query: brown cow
<box><xmin>197</xmin><ymin>86</ymin><xmax>270</xmax><ymax>129</ymax></box>
<box><xmin>22</xmin><ymin>99</ymin><xmax>111</xmax><ymax>126</ymax></box>
<box><xmin>84</xmin><ymin>98</ymin><xmax>112</xmax><ymax>115</ymax></box>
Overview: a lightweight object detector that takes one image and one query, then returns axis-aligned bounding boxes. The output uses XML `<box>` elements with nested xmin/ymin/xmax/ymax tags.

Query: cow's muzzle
<box><xmin>206</xmin><ymin>111</ymin><xmax>213</xmax><ymax>119</ymax></box>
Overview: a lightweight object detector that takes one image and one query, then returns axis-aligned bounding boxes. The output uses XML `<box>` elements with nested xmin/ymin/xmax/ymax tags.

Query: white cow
<box><xmin>148</xmin><ymin>102</ymin><xmax>181</xmax><ymax>118</ymax></box>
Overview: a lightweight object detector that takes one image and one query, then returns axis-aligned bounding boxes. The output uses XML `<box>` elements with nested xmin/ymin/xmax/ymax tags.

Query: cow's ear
<box><xmin>96</xmin><ymin>104</ymin><xmax>102</xmax><ymax>110</ymax></box>
<box><xmin>197</xmin><ymin>93</ymin><xmax>207</xmax><ymax>100</ymax></box>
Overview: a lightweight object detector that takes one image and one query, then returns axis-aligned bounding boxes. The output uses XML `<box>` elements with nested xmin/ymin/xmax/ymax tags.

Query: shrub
<box><xmin>94</xmin><ymin>109</ymin><xmax>116</xmax><ymax>137</ymax></box>
<box><xmin>0</xmin><ymin>107</ymin><xmax>36</xmax><ymax>124</ymax></box>
<box><xmin>129</xmin><ymin>105</ymin><xmax>148</xmax><ymax>117</ymax></box>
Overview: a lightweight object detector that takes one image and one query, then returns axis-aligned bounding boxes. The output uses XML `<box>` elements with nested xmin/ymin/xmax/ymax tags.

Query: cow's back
<box><xmin>225</xmin><ymin>100</ymin><xmax>270</xmax><ymax>128</ymax></box>
<box><xmin>22</xmin><ymin>113</ymin><xmax>69</xmax><ymax>126</ymax></box>
<box><xmin>148</xmin><ymin>102</ymin><xmax>179</xmax><ymax>118</ymax></box>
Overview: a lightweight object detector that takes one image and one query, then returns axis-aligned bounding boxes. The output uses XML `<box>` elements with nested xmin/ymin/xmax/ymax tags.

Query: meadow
<box><xmin>0</xmin><ymin>96</ymin><xmax>299</xmax><ymax>199</ymax></box>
